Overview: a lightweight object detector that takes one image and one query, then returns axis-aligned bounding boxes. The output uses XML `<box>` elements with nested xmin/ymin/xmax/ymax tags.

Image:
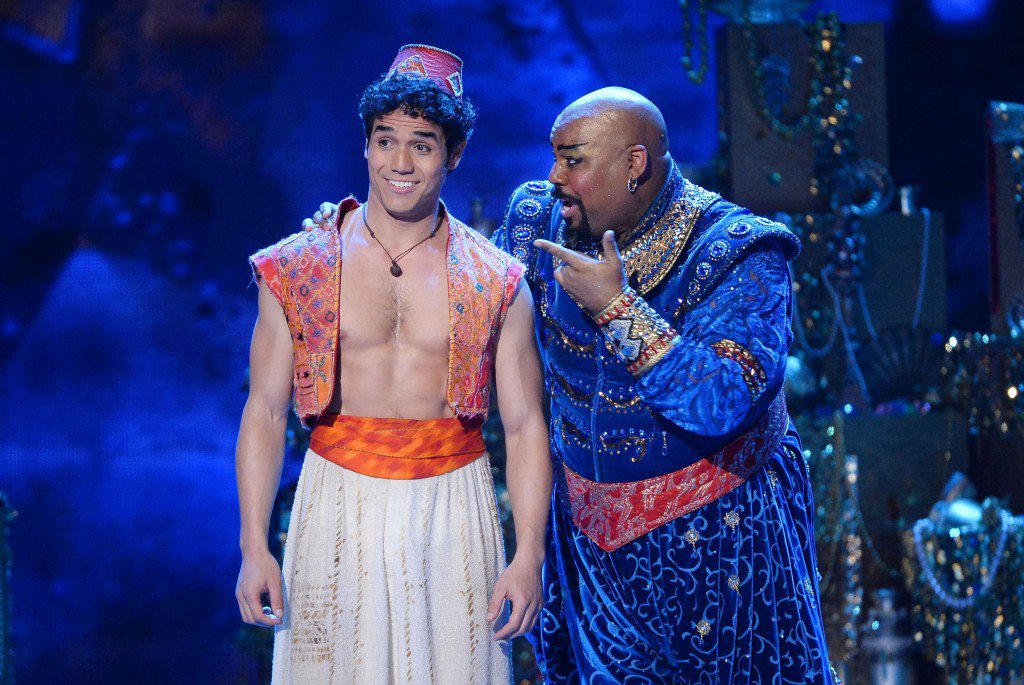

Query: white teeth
<box><xmin>388</xmin><ymin>180</ymin><xmax>414</xmax><ymax>188</ymax></box>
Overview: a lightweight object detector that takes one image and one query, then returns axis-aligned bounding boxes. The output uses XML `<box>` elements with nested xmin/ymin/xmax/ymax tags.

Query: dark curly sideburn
<box><xmin>358</xmin><ymin>74</ymin><xmax>478</xmax><ymax>162</ymax></box>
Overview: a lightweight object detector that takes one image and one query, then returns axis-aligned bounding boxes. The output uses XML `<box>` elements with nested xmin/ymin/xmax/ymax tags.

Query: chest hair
<box><xmin>381</xmin><ymin>277</ymin><xmax>408</xmax><ymax>343</ymax></box>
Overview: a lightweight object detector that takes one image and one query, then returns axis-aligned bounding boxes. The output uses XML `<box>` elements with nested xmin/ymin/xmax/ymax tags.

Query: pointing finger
<box><xmin>534</xmin><ymin>239</ymin><xmax>586</xmax><ymax>265</ymax></box>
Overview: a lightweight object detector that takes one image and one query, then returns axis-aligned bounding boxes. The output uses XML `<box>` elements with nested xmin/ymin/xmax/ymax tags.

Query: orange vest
<box><xmin>250</xmin><ymin>198</ymin><xmax>524</xmax><ymax>427</ymax></box>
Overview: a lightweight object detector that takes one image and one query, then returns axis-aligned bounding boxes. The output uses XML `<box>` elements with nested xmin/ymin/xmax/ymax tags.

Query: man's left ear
<box><xmin>627</xmin><ymin>144</ymin><xmax>648</xmax><ymax>178</ymax></box>
<box><xmin>446</xmin><ymin>141</ymin><xmax>468</xmax><ymax>172</ymax></box>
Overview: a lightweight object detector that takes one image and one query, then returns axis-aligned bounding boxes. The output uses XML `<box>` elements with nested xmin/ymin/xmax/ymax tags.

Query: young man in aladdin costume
<box><xmin>310</xmin><ymin>88</ymin><xmax>837</xmax><ymax>682</ymax></box>
<box><xmin>234</xmin><ymin>45</ymin><xmax>551</xmax><ymax>684</ymax></box>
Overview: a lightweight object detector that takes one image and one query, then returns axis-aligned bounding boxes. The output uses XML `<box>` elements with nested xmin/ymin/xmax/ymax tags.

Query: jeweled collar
<box><xmin>618</xmin><ymin>165</ymin><xmax>720</xmax><ymax>295</ymax></box>
<box><xmin>618</xmin><ymin>164</ymin><xmax>683</xmax><ymax>248</ymax></box>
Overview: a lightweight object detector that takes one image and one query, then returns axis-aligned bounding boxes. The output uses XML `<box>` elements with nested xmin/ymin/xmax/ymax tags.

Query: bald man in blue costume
<box><xmin>493</xmin><ymin>87</ymin><xmax>837</xmax><ymax>683</ymax></box>
<box><xmin>311</xmin><ymin>87</ymin><xmax>836</xmax><ymax>682</ymax></box>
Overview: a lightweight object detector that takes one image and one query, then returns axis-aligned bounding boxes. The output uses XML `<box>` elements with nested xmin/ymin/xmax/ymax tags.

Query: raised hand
<box><xmin>300</xmin><ymin>202</ymin><xmax>340</xmax><ymax>231</ymax></box>
<box><xmin>534</xmin><ymin>230</ymin><xmax>628</xmax><ymax>314</ymax></box>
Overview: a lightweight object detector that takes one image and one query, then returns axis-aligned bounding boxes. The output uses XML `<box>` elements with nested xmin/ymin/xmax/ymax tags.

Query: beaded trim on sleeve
<box><xmin>711</xmin><ymin>339</ymin><xmax>767</xmax><ymax>399</ymax></box>
<box><xmin>594</xmin><ymin>286</ymin><xmax>680</xmax><ymax>376</ymax></box>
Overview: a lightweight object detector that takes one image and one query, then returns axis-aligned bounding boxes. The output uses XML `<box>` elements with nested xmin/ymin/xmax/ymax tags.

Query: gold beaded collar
<box><xmin>554</xmin><ymin>168</ymin><xmax>719</xmax><ymax>296</ymax></box>
<box><xmin>618</xmin><ymin>171</ymin><xmax>720</xmax><ymax>296</ymax></box>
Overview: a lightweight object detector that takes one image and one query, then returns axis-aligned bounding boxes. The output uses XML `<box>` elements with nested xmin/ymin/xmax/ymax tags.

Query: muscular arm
<box><xmin>234</xmin><ymin>279</ymin><xmax>294</xmax><ymax>626</ymax></box>
<box><xmin>487</xmin><ymin>283</ymin><xmax>552</xmax><ymax>640</ymax></box>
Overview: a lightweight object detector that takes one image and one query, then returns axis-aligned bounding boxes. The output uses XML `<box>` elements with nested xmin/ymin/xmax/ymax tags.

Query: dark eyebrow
<box><xmin>411</xmin><ymin>130</ymin><xmax>440</xmax><ymax>142</ymax></box>
<box><xmin>556</xmin><ymin>142</ymin><xmax>589</xmax><ymax>152</ymax></box>
<box><xmin>371</xmin><ymin>124</ymin><xmax>439</xmax><ymax>143</ymax></box>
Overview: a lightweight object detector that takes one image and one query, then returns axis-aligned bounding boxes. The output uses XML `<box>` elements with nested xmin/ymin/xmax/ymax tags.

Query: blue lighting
<box><xmin>930</xmin><ymin>0</ymin><xmax>992</xmax><ymax>24</ymax></box>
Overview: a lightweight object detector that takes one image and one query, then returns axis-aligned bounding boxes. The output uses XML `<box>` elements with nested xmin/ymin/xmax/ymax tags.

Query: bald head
<box><xmin>554</xmin><ymin>87</ymin><xmax>669</xmax><ymax>158</ymax></box>
<box><xmin>546</xmin><ymin>87</ymin><xmax>673</xmax><ymax>238</ymax></box>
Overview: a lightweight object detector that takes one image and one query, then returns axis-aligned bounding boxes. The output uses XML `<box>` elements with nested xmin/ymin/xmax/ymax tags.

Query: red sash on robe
<box><xmin>564</xmin><ymin>394</ymin><xmax>789</xmax><ymax>552</ymax></box>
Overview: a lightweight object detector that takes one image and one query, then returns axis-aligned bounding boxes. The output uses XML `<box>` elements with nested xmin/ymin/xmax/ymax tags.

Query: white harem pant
<box><xmin>271</xmin><ymin>450</ymin><xmax>512</xmax><ymax>684</ymax></box>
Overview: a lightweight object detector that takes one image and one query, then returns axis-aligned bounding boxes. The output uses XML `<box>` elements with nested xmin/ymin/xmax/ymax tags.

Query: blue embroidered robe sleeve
<box><xmin>624</xmin><ymin>246</ymin><xmax>792</xmax><ymax>438</ymax></box>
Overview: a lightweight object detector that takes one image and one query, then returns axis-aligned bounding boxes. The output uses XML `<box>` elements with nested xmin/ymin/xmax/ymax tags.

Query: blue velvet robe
<box><xmin>494</xmin><ymin>168</ymin><xmax>836</xmax><ymax>684</ymax></box>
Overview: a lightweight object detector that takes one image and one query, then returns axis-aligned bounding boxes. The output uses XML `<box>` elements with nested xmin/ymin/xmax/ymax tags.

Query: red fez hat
<box><xmin>386</xmin><ymin>44</ymin><xmax>464</xmax><ymax>99</ymax></box>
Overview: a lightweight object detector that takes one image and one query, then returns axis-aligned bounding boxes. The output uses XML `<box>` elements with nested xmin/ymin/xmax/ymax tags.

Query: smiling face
<box><xmin>547</xmin><ymin>112</ymin><xmax>637</xmax><ymax>240</ymax></box>
<box><xmin>365</xmin><ymin>110</ymin><xmax>463</xmax><ymax>222</ymax></box>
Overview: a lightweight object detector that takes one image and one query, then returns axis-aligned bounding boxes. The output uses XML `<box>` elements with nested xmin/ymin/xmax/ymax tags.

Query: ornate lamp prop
<box><xmin>902</xmin><ymin>477</ymin><xmax>1024</xmax><ymax>684</ymax></box>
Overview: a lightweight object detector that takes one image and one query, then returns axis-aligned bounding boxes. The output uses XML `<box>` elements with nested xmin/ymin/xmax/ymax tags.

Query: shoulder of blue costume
<box><xmin>673</xmin><ymin>203</ymin><xmax>801</xmax><ymax>314</ymax></box>
<box><xmin>450</xmin><ymin>214</ymin><xmax>527</xmax><ymax>277</ymax></box>
<box><xmin>493</xmin><ymin>180</ymin><xmax>558</xmax><ymax>283</ymax></box>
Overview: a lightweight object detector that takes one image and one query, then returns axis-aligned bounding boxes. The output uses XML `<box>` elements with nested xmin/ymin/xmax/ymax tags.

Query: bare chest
<box><xmin>337</xmin><ymin>244</ymin><xmax>449</xmax><ymax>353</ymax></box>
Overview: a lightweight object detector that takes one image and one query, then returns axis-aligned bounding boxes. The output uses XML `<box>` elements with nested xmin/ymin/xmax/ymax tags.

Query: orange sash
<box><xmin>310</xmin><ymin>414</ymin><xmax>485</xmax><ymax>480</ymax></box>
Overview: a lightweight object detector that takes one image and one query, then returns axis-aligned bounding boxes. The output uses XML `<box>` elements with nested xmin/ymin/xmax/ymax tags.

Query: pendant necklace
<box><xmin>361</xmin><ymin>204</ymin><xmax>443</xmax><ymax>277</ymax></box>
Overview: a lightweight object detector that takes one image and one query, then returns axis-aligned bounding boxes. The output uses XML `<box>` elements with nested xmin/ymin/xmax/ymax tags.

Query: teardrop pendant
<box><xmin>389</xmin><ymin>262</ymin><xmax>403</xmax><ymax>277</ymax></box>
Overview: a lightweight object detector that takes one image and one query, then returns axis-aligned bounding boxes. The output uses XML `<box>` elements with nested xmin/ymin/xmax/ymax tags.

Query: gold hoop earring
<box><xmin>627</xmin><ymin>176</ymin><xmax>638</xmax><ymax>193</ymax></box>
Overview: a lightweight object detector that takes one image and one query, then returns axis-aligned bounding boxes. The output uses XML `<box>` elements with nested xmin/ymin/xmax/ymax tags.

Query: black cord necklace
<box><xmin>361</xmin><ymin>204</ymin><xmax>443</xmax><ymax>277</ymax></box>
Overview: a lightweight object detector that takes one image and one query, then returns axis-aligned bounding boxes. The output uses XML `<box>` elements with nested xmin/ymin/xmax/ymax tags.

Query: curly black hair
<box><xmin>358</xmin><ymin>73</ymin><xmax>478</xmax><ymax>161</ymax></box>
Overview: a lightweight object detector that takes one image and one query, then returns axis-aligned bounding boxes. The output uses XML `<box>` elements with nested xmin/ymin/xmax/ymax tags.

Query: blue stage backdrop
<box><xmin>1</xmin><ymin>0</ymin><xmax>1022</xmax><ymax>682</ymax></box>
